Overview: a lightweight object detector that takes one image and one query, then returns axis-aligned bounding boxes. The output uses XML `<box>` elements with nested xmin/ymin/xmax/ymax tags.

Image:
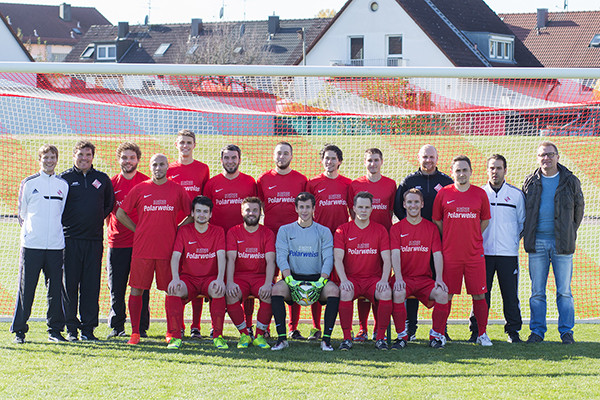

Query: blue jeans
<box><xmin>528</xmin><ymin>239</ymin><xmax>574</xmax><ymax>338</ymax></box>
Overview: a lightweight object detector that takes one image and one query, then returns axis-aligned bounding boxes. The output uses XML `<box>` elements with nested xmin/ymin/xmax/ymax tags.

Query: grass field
<box><xmin>2</xmin><ymin>321</ymin><xmax>600</xmax><ymax>399</ymax></box>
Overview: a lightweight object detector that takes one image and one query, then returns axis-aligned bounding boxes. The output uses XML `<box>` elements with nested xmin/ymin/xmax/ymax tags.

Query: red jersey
<box><xmin>307</xmin><ymin>173</ymin><xmax>352</xmax><ymax>234</ymax></box>
<box><xmin>107</xmin><ymin>171</ymin><xmax>149</xmax><ymax>248</ymax></box>
<box><xmin>168</xmin><ymin>160</ymin><xmax>209</xmax><ymax>222</ymax></box>
<box><xmin>173</xmin><ymin>223</ymin><xmax>225</xmax><ymax>278</ymax></box>
<box><xmin>390</xmin><ymin>218</ymin><xmax>441</xmax><ymax>279</ymax></box>
<box><xmin>257</xmin><ymin>169</ymin><xmax>307</xmax><ymax>234</ymax></box>
<box><xmin>120</xmin><ymin>179</ymin><xmax>190</xmax><ymax>260</ymax></box>
<box><xmin>203</xmin><ymin>172</ymin><xmax>257</xmax><ymax>232</ymax></box>
<box><xmin>334</xmin><ymin>220</ymin><xmax>390</xmax><ymax>279</ymax></box>
<box><xmin>348</xmin><ymin>175</ymin><xmax>396</xmax><ymax>231</ymax></box>
<box><xmin>226</xmin><ymin>224</ymin><xmax>276</xmax><ymax>275</ymax></box>
<box><xmin>432</xmin><ymin>184</ymin><xmax>491</xmax><ymax>263</ymax></box>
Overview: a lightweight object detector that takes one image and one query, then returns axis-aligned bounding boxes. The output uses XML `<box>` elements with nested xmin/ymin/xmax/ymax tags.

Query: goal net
<box><xmin>1</xmin><ymin>63</ymin><xmax>598</xmax><ymax>324</ymax></box>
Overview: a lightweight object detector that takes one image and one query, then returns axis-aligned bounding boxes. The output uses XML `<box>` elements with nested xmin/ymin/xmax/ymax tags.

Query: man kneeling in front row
<box><xmin>271</xmin><ymin>192</ymin><xmax>340</xmax><ymax>351</ymax></box>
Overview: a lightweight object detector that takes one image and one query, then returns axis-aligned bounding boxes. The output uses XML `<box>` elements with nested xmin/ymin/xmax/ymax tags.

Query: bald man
<box><xmin>117</xmin><ymin>153</ymin><xmax>191</xmax><ymax>345</ymax></box>
<box><xmin>394</xmin><ymin>145</ymin><xmax>453</xmax><ymax>341</ymax></box>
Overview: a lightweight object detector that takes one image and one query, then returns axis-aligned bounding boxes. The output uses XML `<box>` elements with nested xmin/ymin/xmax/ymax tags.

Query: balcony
<box><xmin>330</xmin><ymin>57</ymin><xmax>408</xmax><ymax>67</ymax></box>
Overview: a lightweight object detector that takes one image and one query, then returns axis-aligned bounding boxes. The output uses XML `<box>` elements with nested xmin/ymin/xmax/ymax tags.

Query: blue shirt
<box><xmin>536</xmin><ymin>173</ymin><xmax>559</xmax><ymax>240</ymax></box>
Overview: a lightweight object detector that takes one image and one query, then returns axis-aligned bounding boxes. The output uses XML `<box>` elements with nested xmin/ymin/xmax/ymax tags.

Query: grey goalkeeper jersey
<box><xmin>276</xmin><ymin>221</ymin><xmax>334</xmax><ymax>277</ymax></box>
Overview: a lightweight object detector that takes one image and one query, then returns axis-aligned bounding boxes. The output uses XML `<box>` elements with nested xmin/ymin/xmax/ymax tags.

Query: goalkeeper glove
<box><xmin>307</xmin><ymin>287</ymin><xmax>321</xmax><ymax>303</ymax></box>
<box><xmin>284</xmin><ymin>275</ymin><xmax>300</xmax><ymax>287</ymax></box>
<box><xmin>290</xmin><ymin>286</ymin><xmax>302</xmax><ymax>303</ymax></box>
<box><xmin>312</xmin><ymin>277</ymin><xmax>328</xmax><ymax>290</ymax></box>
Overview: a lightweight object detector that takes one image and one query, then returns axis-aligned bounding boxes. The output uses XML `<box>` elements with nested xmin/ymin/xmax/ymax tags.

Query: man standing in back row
<box><xmin>167</xmin><ymin>129</ymin><xmax>210</xmax><ymax>339</ymax></box>
<box><xmin>60</xmin><ymin>140</ymin><xmax>114</xmax><ymax>341</ymax></box>
<box><xmin>106</xmin><ymin>142</ymin><xmax>150</xmax><ymax>339</ymax></box>
<box><xmin>394</xmin><ymin>144</ymin><xmax>452</xmax><ymax>341</ymax></box>
<box><xmin>522</xmin><ymin>142</ymin><xmax>584</xmax><ymax>345</ymax></box>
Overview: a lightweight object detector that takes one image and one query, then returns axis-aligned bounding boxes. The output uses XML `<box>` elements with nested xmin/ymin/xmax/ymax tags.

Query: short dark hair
<box><xmin>452</xmin><ymin>155</ymin><xmax>471</xmax><ymax>169</ymax></box>
<box><xmin>38</xmin><ymin>144</ymin><xmax>58</xmax><ymax>160</ymax></box>
<box><xmin>539</xmin><ymin>141</ymin><xmax>559</xmax><ymax>154</ymax></box>
<box><xmin>73</xmin><ymin>140</ymin><xmax>95</xmax><ymax>156</ymax></box>
<box><xmin>192</xmin><ymin>195</ymin><xmax>213</xmax><ymax>212</ymax></box>
<box><xmin>353</xmin><ymin>191</ymin><xmax>373</xmax><ymax>205</ymax></box>
<box><xmin>295</xmin><ymin>192</ymin><xmax>315</xmax><ymax>207</ymax></box>
<box><xmin>365</xmin><ymin>148</ymin><xmax>383</xmax><ymax>159</ymax></box>
<box><xmin>221</xmin><ymin>144</ymin><xmax>241</xmax><ymax>159</ymax></box>
<box><xmin>403</xmin><ymin>188</ymin><xmax>424</xmax><ymax>202</ymax></box>
<box><xmin>276</xmin><ymin>141</ymin><xmax>293</xmax><ymax>154</ymax></box>
<box><xmin>487</xmin><ymin>154</ymin><xmax>506</xmax><ymax>169</ymax></box>
<box><xmin>320</xmin><ymin>143</ymin><xmax>343</xmax><ymax>162</ymax></box>
<box><xmin>177</xmin><ymin>129</ymin><xmax>196</xmax><ymax>143</ymax></box>
<box><xmin>241</xmin><ymin>196</ymin><xmax>262</xmax><ymax>210</ymax></box>
<box><xmin>116</xmin><ymin>142</ymin><xmax>142</xmax><ymax>160</ymax></box>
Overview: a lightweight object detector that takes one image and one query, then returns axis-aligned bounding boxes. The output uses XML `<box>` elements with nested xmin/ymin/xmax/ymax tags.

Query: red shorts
<box><xmin>233</xmin><ymin>273</ymin><xmax>269</xmax><ymax>300</ymax></box>
<box><xmin>347</xmin><ymin>276</ymin><xmax>381</xmax><ymax>303</ymax></box>
<box><xmin>129</xmin><ymin>258</ymin><xmax>171</xmax><ymax>291</ymax></box>
<box><xmin>443</xmin><ymin>259</ymin><xmax>487</xmax><ymax>295</ymax></box>
<box><xmin>181</xmin><ymin>274</ymin><xmax>218</xmax><ymax>301</ymax></box>
<box><xmin>391</xmin><ymin>276</ymin><xmax>435</xmax><ymax>308</ymax></box>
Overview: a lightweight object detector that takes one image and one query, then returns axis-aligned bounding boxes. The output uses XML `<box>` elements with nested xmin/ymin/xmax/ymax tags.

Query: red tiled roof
<box><xmin>0</xmin><ymin>2</ymin><xmax>110</xmax><ymax>46</ymax></box>
<box><xmin>500</xmin><ymin>10</ymin><xmax>600</xmax><ymax>68</ymax></box>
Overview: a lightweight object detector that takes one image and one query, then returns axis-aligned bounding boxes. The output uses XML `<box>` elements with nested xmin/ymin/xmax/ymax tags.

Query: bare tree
<box><xmin>183</xmin><ymin>23</ymin><xmax>272</xmax><ymax>65</ymax></box>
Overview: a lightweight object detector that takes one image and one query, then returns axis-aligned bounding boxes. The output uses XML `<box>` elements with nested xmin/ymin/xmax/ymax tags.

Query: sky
<box><xmin>11</xmin><ymin>0</ymin><xmax>600</xmax><ymax>25</ymax></box>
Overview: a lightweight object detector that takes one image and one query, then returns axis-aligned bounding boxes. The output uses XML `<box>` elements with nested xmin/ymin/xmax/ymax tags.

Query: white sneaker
<box><xmin>476</xmin><ymin>333</ymin><xmax>493</xmax><ymax>346</ymax></box>
<box><xmin>271</xmin><ymin>340</ymin><xmax>289</xmax><ymax>351</ymax></box>
<box><xmin>320</xmin><ymin>341</ymin><xmax>334</xmax><ymax>351</ymax></box>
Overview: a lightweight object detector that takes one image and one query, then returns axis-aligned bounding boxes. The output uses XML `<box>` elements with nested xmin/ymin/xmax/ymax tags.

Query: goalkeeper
<box><xmin>271</xmin><ymin>192</ymin><xmax>340</xmax><ymax>351</ymax></box>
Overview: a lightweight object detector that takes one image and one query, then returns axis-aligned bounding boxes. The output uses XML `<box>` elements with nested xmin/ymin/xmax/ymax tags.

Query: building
<box><xmin>302</xmin><ymin>0</ymin><xmax>541</xmax><ymax>67</ymax></box>
<box><xmin>65</xmin><ymin>16</ymin><xmax>331</xmax><ymax>65</ymax></box>
<box><xmin>0</xmin><ymin>11</ymin><xmax>32</xmax><ymax>61</ymax></box>
<box><xmin>501</xmin><ymin>8</ymin><xmax>600</xmax><ymax>68</ymax></box>
<box><xmin>0</xmin><ymin>2</ymin><xmax>110</xmax><ymax>62</ymax></box>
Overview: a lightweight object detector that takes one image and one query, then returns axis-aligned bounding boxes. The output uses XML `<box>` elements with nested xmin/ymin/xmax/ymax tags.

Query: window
<box><xmin>349</xmin><ymin>36</ymin><xmax>364</xmax><ymax>66</ymax></box>
<box><xmin>488</xmin><ymin>35</ymin><xmax>513</xmax><ymax>61</ymax></box>
<box><xmin>154</xmin><ymin>43</ymin><xmax>171</xmax><ymax>56</ymax></box>
<box><xmin>80</xmin><ymin>45</ymin><xmax>94</xmax><ymax>59</ymax></box>
<box><xmin>590</xmin><ymin>34</ymin><xmax>600</xmax><ymax>47</ymax></box>
<box><xmin>96</xmin><ymin>44</ymin><xmax>116</xmax><ymax>60</ymax></box>
<box><xmin>387</xmin><ymin>35</ymin><xmax>402</xmax><ymax>66</ymax></box>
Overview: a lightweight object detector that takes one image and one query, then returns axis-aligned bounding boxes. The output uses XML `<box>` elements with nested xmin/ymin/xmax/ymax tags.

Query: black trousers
<box><xmin>470</xmin><ymin>255</ymin><xmax>523</xmax><ymax>334</ymax></box>
<box><xmin>63</xmin><ymin>238</ymin><xmax>103</xmax><ymax>334</ymax></box>
<box><xmin>107</xmin><ymin>247</ymin><xmax>150</xmax><ymax>332</ymax></box>
<box><xmin>11</xmin><ymin>248</ymin><xmax>65</xmax><ymax>334</ymax></box>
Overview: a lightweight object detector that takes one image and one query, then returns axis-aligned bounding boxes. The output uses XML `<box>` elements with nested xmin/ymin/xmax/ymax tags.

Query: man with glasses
<box><xmin>522</xmin><ymin>142</ymin><xmax>584</xmax><ymax>344</ymax></box>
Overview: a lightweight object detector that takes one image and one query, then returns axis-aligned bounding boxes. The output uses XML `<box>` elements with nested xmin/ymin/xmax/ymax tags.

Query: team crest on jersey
<box><xmin>504</xmin><ymin>196</ymin><xmax>511</xmax><ymax>202</ymax></box>
<box><xmin>32</xmin><ymin>188</ymin><xmax>39</xmax><ymax>194</ymax></box>
<box><xmin>434</xmin><ymin>183</ymin><xmax>443</xmax><ymax>191</ymax></box>
<box><xmin>92</xmin><ymin>179</ymin><xmax>101</xmax><ymax>189</ymax></box>
<box><xmin>57</xmin><ymin>190</ymin><xmax>63</xmax><ymax>196</ymax></box>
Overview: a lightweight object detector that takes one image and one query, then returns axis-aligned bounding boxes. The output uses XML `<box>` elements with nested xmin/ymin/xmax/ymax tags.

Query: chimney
<box><xmin>268</xmin><ymin>15</ymin><xmax>280</xmax><ymax>35</ymax></box>
<box><xmin>191</xmin><ymin>18</ymin><xmax>203</xmax><ymax>36</ymax></box>
<box><xmin>118</xmin><ymin>22</ymin><xmax>129</xmax><ymax>38</ymax></box>
<box><xmin>59</xmin><ymin>3</ymin><xmax>71</xmax><ymax>22</ymax></box>
<box><xmin>536</xmin><ymin>8</ymin><xmax>548</xmax><ymax>29</ymax></box>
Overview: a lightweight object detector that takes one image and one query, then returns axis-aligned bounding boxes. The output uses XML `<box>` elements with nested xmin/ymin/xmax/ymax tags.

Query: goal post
<box><xmin>0</xmin><ymin>62</ymin><xmax>598</xmax><ymax>323</ymax></box>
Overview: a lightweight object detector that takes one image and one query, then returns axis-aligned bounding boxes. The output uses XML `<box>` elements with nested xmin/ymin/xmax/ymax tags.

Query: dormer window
<box><xmin>489</xmin><ymin>35</ymin><xmax>513</xmax><ymax>61</ymax></box>
<box><xmin>97</xmin><ymin>44</ymin><xmax>116</xmax><ymax>60</ymax></box>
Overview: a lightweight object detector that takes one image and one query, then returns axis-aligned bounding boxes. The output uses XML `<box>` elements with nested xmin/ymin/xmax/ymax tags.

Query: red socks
<box><xmin>376</xmin><ymin>300</ymin><xmax>393</xmax><ymax>340</ymax></box>
<box><xmin>311</xmin><ymin>302</ymin><xmax>322</xmax><ymax>330</ymax></box>
<box><xmin>128</xmin><ymin>294</ymin><xmax>143</xmax><ymax>335</ymax></box>
<box><xmin>473</xmin><ymin>298</ymin><xmax>489</xmax><ymax>335</ymax></box>
<box><xmin>210</xmin><ymin>297</ymin><xmax>226</xmax><ymax>338</ymax></box>
<box><xmin>165</xmin><ymin>295</ymin><xmax>183</xmax><ymax>339</ymax></box>
<box><xmin>256</xmin><ymin>302</ymin><xmax>272</xmax><ymax>336</ymax></box>
<box><xmin>288</xmin><ymin>303</ymin><xmax>301</xmax><ymax>331</ymax></box>
<box><xmin>339</xmin><ymin>300</ymin><xmax>354</xmax><ymax>340</ymax></box>
<box><xmin>432</xmin><ymin>301</ymin><xmax>450</xmax><ymax>337</ymax></box>
<box><xmin>190</xmin><ymin>297</ymin><xmax>203</xmax><ymax>330</ymax></box>
<box><xmin>392</xmin><ymin>301</ymin><xmax>407</xmax><ymax>335</ymax></box>
<box><xmin>227</xmin><ymin>301</ymin><xmax>249</xmax><ymax>335</ymax></box>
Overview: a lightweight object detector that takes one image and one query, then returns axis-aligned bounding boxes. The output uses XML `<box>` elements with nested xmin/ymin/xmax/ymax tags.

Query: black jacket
<box><xmin>60</xmin><ymin>165</ymin><xmax>114</xmax><ymax>240</ymax></box>
<box><xmin>394</xmin><ymin>168</ymin><xmax>453</xmax><ymax>221</ymax></box>
<box><xmin>522</xmin><ymin>163</ymin><xmax>584</xmax><ymax>254</ymax></box>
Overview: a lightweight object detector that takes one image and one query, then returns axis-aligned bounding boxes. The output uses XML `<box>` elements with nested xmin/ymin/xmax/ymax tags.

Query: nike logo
<box><xmin>318</xmin><ymin>188</ymin><xmax>326</xmax><ymax>193</ymax></box>
<box><xmin>114</xmin><ymin>190</ymin><xmax>122</xmax><ymax>194</ymax></box>
<box><xmin>215</xmin><ymin>188</ymin><xmax>224</xmax><ymax>192</ymax></box>
<box><xmin>188</xmin><ymin>241</ymin><xmax>197</xmax><ymax>245</ymax></box>
<box><xmin>171</xmin><ymin>174</ymin><xmax>180</xmax><ymax>179</ymax></box>
<box><xmin>144</xmin><ymin>194</ymin><xmax>152</xmax><ymax>198</ymax></box>
<box><xmin>268</xmin><ymin>185</ymin><xmax>277</xmax><ymax>190</ymax></box>
<box><xmin>446</xmin><ymin>200</ymin><xmax>455</xmax><ymax>204</ymax></box>
<box><xmin>237</xmin><ymin>240</ymin><xmax>244</xmax><ymax>244</ymax></box>
<box><xmin>400</xmin><ymin>234</ymin><xmax>409</xmax><ymax>237</ymax></box>
<box><xmin>349</xmin><ymin>237</ymin><xmax>357</xmax><ymax>241</ymax></box>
